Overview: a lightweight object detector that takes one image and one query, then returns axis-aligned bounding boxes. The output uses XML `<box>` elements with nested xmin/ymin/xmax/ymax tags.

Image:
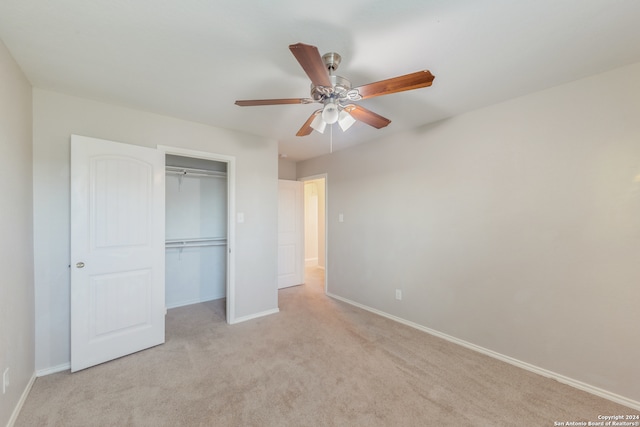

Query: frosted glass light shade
<box><xmin>322</xmin><ymin>103</ymin><xmax>339</xmax><ymax>124</ymax></box>
<box><xmin>310</xmin><ymin>114</ymin><xmax>326</xmax><ymax>133</ymax></box>
<box><xmin>338</xmin><ymin>110</ymin><xmax>356</xmax><ymax>131</ymax></box>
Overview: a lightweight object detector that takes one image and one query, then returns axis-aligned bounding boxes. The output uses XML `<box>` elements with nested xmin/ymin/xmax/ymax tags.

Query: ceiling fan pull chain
<box><xmin>330</xmin><ymin>124</ymin><xmax>333</xmax><ymax>154</ymax></box>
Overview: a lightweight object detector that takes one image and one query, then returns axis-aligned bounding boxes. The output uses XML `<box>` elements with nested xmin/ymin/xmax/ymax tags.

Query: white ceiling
<box><xmin>2</xmin><ymin>1</ymin><xmax>640</xmax><ymax>161</ymax></box>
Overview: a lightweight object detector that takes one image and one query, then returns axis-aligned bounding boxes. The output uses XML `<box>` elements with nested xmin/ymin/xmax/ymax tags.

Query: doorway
<box><xmin>159</xmin><ymin>146</ymin><xmax>236</xmax><ymax>323</ymax></box>
<box><xmin>301</xmin><ymin>175</ymin><xmax>327</xmax><ymax>292</ymax></box>
<box><xmin>165</xmin><ymin>154</ymin><xmax>227</xmax><ymax>312</ymax></box>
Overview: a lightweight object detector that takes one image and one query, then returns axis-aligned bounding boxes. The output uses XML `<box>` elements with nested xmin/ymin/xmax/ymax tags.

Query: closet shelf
<box><xmin>165</xmin><ymin>237</ymin><xmax>227</xmax><ymax>248</ymax></box>
<box><xmin>166</xmin><ymin>166</ymin><xmax>227</xmax><ymax>179</ymax></box>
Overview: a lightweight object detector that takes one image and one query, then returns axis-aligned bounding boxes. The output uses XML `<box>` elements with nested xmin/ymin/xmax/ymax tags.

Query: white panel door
<box><xmin>70</xmin><ymin>135</ymin><xmax>165</xmax><ymax>372</ymax></box>
<box><xmin>278</xmin><ymin>180</ymin><xmax>304</xmax><ymax>289</ymax></box>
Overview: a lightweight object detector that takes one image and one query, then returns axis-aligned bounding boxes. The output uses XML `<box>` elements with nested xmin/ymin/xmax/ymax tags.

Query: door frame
<box><xmin>299</xmin><ymin>173</ymin><xmax>328</xmax><ymax>294</ymax></box>
<box><xmin>158</xmin><ymin>145</ymin><xmax>236</xmax><ymax>324</ymax></box>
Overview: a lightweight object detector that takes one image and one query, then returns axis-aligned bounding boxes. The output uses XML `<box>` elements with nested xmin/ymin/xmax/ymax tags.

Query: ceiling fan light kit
<box><xmin>338</xmin><ymin>109</ymin><xmax>357</xmax><ymax>131</ymax></box>
<box><xmin>321</xmin><ymin>101</ymin><xmax>340</xmax><ymax>124</ymax></box>
<box><xmin>310</xmin><ymin>112</ymin><xmax>326</xmax><ymax>133</ymax></box>
<box><xmin>235</xmin><ymin>43</ymin><xmax>435</xmax><ymax>137</ymax></box>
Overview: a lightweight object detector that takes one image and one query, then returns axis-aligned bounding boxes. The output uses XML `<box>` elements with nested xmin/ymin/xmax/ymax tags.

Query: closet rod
<box><xmin>166</xmin><ymin>166</ymin><xmax>227</xmax><ymax>178</ymax></box>
<box><xmin>166</xmin><ymin>237</ymin><xmax>226</xmax><ymax>243</ymax></box>
<box><xmin>165</xmin><ymin>237</ymin><xmax>227</xmax><ymax>249</ymax></box>
<box><xmin>165</xmin><ymin>242</ymin><xmax>227</xmax><ymax>249</ymax></box>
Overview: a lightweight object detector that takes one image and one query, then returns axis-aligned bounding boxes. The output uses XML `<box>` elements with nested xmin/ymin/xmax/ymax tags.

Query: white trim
<box><xmin>229</xmin><ymin>308</ymin><xmax>280</xmax><ymax>325</ymax></box>
<box><xmin>298</xmin><ymin>173</ymin><xmax>327</xmax><ymax>181</ymax></box>
<box><xmin>157</xmin><ymin>145</ymin><xmax>236</xmax><ymax>324</ymax></box>
<box><xmin>165</xmin><ymin>294</ymin><xmax>225</xmax><ymax>310</ymax></box>
<box><xmin>36</xmin><ymin>363</ymin><xmax>70</xmax><ymax>377</ymax></box>
<box><xmin>327</xmin><ymin>292</ymin><xmax>640</xmax><ymax>412</ymax></box>
<box><xmin>7</xmin><ymin>373</ymin><xmax>36</xmax><ymax>427</ymax></box>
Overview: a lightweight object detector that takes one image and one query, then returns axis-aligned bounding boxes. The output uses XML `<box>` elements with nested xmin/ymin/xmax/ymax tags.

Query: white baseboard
<box><xmin>327</xmin><ymin>292</ymin><xmax>640</xmax><ymax>412</ymax></box>
<box><xmin>7</xmin><ymin>372</ymin><xmax>36</xmax><ymax>427</ymax></box>
<box><xmin>166</xmin><ymin>294</ymin><xmax>225</xmax><ymax>310</ymax></box>
<box><xmin>305</xmin><ymin>257</ymin><xmax>318</xmax><ymax>267</ymax></box>
<box><xmin>36</xmin><ymin>362</ymin><xmax>70</xmax><ymax>377</ymax></box>
<box><xmin>230</xmin><ymin>307</ymin><xmax>279</xmax><ymax>325</ymax></box>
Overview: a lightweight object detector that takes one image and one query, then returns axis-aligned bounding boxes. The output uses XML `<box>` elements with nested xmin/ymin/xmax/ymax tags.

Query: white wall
<box><xmin>33</xmin><ymin>89</ymin><xmax>279</xmax><ymax>371</ymax></box>
<box><xmin>0</xmin><ymin>39</ymin><xmax>35</xmax><ymax>425</ymax></box>
<box><xmin>278</xmin><ymin>158</ymin><xmax>296</xmax><ymax>180</ymax></box>
<box><xmin>297</xmin><ymin>62</ymin><xmax>640</xmax><ymax>404</ymax></box>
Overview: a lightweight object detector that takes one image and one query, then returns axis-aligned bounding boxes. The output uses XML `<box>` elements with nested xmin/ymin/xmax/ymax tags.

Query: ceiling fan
<box><xmin>235</xmin><ymin>43</ymin><xmax>435</xmax><ymax>136</ymax></box>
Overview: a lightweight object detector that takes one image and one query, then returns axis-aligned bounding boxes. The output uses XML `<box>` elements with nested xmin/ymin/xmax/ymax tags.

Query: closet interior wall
<box><xmin>165</xmin><ymin>154</ymin><xmax>228</xmax><ymax>309</ymax></box>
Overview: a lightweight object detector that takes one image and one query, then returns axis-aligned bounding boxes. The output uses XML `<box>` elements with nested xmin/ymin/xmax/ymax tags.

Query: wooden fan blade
<box><xmin>289</xmin><ymin>43</ymin><xmax>332</xmax><ymax>87</ymax></box>
<box><xmin>296</xmin><ymin>111</ymin><xmax>321</xmax><ymax>136</ymax></box>
<box><xmin>352</xmin><ymin>70</ymin><xmax>435</xmax><ymax>100</ymax></box>
<box><xmin>344</xmin><ymin>104</ymin><xmax>391</xmax><ymax>129</ymax></box>
<box><xmin>235</xmin><ymin>98</ymin><xmax>312</xmax><ymax>106</ymax></box>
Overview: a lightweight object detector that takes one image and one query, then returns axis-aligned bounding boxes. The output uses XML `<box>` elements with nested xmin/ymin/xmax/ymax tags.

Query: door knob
<box><xmin>76</xmin><ymin>262</ymin><xmax>85</xmax><ymax>268</ymax></box>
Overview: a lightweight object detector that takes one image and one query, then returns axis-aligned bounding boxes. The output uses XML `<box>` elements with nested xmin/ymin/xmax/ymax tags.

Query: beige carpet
<box><xmin>16</xmin><ymin>268</ymin><xmax>637</xmax><ymax>426</ymax></box>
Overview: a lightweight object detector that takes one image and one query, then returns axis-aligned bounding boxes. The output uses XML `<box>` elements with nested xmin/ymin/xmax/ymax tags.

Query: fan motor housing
<box><xmin>310</xmin><ymin>75</ymin><xmax>352</xmax><ymax>102</ymax></box>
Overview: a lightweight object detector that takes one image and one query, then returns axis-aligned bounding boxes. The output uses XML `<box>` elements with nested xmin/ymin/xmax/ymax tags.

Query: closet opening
<box><xmin>165</xmin><ymin>154</ymin><xmax>229</xmax><ymax>318</ymax></box>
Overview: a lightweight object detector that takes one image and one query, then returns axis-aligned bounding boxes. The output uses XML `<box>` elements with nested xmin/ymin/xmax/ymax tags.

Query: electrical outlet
<box><xmin>2</xmin><ymin>368</ymin><xmax>9</xmax><ymax>394</ymax></box>
<box><xmin>395</xmin><ymin>289</ymin><xmax>402</xmax><ymax>300</ymax></box>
